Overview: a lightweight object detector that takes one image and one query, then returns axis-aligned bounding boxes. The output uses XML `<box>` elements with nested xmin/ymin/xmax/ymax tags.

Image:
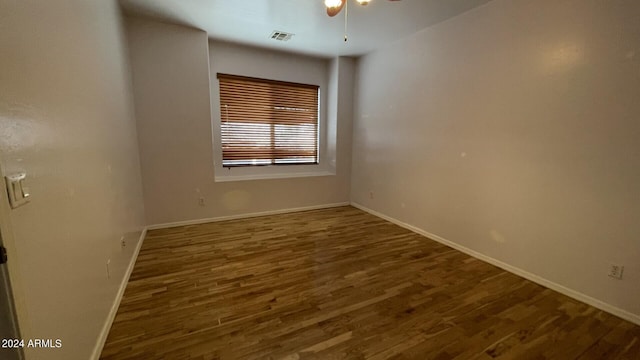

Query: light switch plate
<box><xmin>5</xmin><ymin>173</ymin><xmax>30</xmax><ymax>209</ymax></box>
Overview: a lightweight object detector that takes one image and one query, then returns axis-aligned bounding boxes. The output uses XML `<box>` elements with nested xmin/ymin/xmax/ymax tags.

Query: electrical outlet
<box><xmin>120</xmin><ymin>236</ymin><xmax>126</xmax><ymax>249</ymax></box>
<box><xmin>608</xmin><ymin>264</ymin><xmax>624</xmax><ymax>280</ymax></box>
<box><xmin>106</xmin><ymin>259</ymin><xmax>111</xmax><ymax>279</ymax></box>
<box><xmin>369</xmin><ymin>191</ymin><xmax>374</xmax><ymax>199</ymax></box>
<box><xmin>198</xmin><ymin>197</ymin><xmax>205</xmax><ymax>206</ymax></box>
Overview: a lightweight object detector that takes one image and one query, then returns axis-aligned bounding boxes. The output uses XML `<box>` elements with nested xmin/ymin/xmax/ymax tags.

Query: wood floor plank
<box><xmin>101</xmin><ymin>206</ymin><xmax>640</xmax><ymax>359</ymax></box>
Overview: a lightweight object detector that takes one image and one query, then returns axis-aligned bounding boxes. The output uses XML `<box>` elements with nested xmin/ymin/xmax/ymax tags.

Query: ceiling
<box><xmin>120</xmin><ymin>0</ymin><xmax>493</xmax><ymax>58</ymax></box>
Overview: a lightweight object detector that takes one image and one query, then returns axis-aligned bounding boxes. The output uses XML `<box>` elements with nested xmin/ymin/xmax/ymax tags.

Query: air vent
<box><xmin>270</xmin><ymin>31</ymin><xmax>294</xmax><ymax>42</ymax></box>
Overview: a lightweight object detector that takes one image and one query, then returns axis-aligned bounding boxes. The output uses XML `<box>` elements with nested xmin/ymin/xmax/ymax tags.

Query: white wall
<box><xmin>0</xmin><ymin>1</ymin><xmax>146</xmax><ymax>359</ymax></box>
<box><xmin>128</xmin><ymin>17</ymin><xmax>354</xmax><ymax>225</ymax></box>
<box><xmin>334</xmin><ymin>57</ymin><xmax>356</xmax><ymax>186</ymax></box>
<box><xmin>352</xmin><ymin>0</ymin><xmax>640</xmax><ymax>321</ymax></box>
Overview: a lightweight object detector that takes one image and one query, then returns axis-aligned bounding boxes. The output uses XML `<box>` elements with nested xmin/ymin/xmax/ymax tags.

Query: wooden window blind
<box><xmin>217</xmin><ymin>73</ymin><xmax>320</xmax><ymax>167</ymax></box>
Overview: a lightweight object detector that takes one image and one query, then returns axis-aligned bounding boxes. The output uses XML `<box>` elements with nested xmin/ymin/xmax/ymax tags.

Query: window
<box><xmin>217</xmin><ymin>73</ymin><xmax>320</xmax><ymax>167</ymax></box>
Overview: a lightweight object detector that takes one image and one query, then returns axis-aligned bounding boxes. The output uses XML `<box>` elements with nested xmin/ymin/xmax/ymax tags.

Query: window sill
<box><xmin>214</xmin><ymin>170</ymin><xmax>335</xmax><ymax>183</ymax></box>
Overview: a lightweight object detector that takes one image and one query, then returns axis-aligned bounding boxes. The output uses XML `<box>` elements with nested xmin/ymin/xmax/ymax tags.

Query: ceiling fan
<box><xmin>324</xmin><ymin>0</ymin><xmax>401</xmax><ymax>17</ymax></box>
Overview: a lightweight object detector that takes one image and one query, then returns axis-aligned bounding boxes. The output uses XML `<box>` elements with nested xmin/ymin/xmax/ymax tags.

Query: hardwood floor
<box><xmin>101</xmin><ymin>206</ymin><xmax>640</xmax><ymax>359</ymax></box>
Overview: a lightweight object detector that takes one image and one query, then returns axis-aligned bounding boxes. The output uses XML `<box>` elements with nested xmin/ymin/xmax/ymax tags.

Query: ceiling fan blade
<box><xmin>326</xmin><ymin>0</ymin><xmax>346</xmax><ymax>17</ymax></box>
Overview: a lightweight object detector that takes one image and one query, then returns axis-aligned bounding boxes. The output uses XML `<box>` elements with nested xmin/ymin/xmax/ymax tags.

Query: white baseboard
<box><xmin>147</xmin><ymin>202</ymin><xmax>351</xmax><ymax>230</ymax></box>
<box><xmin>350</xmin><ymin>202</ymin><xmax>640</xmax><ymax>326</ymax></box>
<box><xmin>91</xmin><ymin>227</ymin><xmax>148</xmax><ymax>360</ymax></box>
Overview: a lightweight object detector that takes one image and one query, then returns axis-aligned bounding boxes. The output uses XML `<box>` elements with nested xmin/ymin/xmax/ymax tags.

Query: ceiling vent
<box><xmin>270</xmin><ymin>31</ymin><xmax>294</xmax><ymax>42</ymax></box>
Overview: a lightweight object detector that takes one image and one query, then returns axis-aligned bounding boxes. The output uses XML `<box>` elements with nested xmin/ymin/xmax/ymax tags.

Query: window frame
<box><xmin>211</xmin><ymin>71</ymin><xmax>333</xmax><ymax>183</ymax></box>
<box><xmin>216</xmin><ymin>73</ymin><xmax>321</xmax><ymax>168</ymax></box>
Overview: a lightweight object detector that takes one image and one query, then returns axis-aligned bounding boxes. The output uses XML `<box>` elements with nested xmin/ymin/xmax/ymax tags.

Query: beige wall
<box><xmin>351</xmin><ymin>0</ymin><xmax>640</xmax><ymax>319</ymax></box>
<box><xmin>0</xmin><ymin>1</ymin><xmax>146</xmax><ymax>359</ymax></box>
<box><xmin>128</xmin><ymin>18</ymin><xmax>354</xmax><ymax>226</ymax></box>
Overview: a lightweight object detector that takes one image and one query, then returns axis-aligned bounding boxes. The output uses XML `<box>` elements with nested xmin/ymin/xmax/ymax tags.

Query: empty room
<box><xmin>1</xmin><ymin>0</ymin><xmax>639</xmax><ymax>359</ymax></box>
